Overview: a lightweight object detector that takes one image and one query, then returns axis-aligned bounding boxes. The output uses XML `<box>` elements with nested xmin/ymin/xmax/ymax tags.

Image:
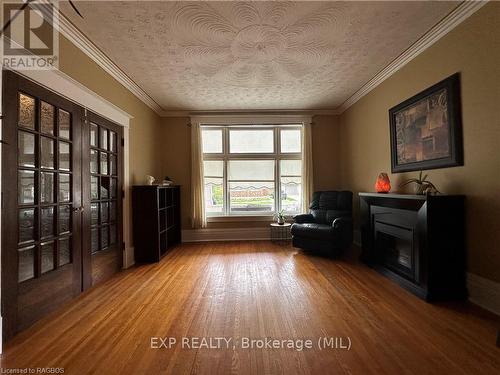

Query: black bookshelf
<box><xmin>132</xmin><ymin>185</ymin><xmax>181</xmax><ymax>262</ymax></box>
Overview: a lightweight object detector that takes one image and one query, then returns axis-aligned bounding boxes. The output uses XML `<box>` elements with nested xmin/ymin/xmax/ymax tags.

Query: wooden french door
<box><xmin>83</xmin><ymin>111</ymin><xmax>123</xmax><ymax>288</ymax></box>
<box><xmin>1</xmin><ymin>70</ymin><xmax>84</xmax><ymax>340</ymax></box>
<box><xmin>1</xmin><ymin>71</ymin><xmax>123</xmax><ymax>341</ymax></box>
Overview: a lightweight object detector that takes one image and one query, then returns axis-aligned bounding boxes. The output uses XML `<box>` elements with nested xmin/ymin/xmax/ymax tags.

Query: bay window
<box><xmin>202</xmin><ymin>125</ymin><xmax>303</xmax><ymax>217</ymax></box>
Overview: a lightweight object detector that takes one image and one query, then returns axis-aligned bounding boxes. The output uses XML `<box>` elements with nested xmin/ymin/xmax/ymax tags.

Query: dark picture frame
<box><xmin>389</xmin><ymin>73</ymin><xmax>463</xmax><ymax>173</ymax></box>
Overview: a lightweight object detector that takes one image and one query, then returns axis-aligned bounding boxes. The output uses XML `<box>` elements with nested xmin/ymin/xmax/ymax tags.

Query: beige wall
<box><xmin>160</xmin><ymin>115</ymin><xmax>341</xmax><ymax>229</ymax></box>
<box><xmin>339</xmin><ymin>3</ymin><xmax>500</xmax><ymax>283</ymax></box>
<box><xmin>58</xmin><ymin>36</ymin><xmax>163</xmax><ymax>183</ymax></box>
<box><xmin>57</xmin><ymin>35</ymin><xmax>163</xmax><ymax>254</ymax></box>
<box><xmin>312</xmin><ymin>115</ymin><xmax>342</xmax><ymax>191</ymax></box>
<box><xmin>159</xmin><ymin>117</ymin><xmax>192</xmax><ymax>228</ymax></box>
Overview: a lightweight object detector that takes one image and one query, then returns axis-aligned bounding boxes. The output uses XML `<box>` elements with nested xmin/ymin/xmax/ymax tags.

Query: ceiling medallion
<box><xmin>231</xmin><ymin>25</ymin><xmax>287</xmax><ymax>64</ymax></box>
<box><xmin>172</xmin><ymin>3</ymin><xmax>341</xmax><ymax>88</ymax></box>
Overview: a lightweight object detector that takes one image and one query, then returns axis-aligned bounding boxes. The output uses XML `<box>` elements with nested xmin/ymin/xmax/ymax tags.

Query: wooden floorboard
<box><xmin>1</xmin><ymin>241</ymin><xmax>499</xmax><ymax>374</ymax></box>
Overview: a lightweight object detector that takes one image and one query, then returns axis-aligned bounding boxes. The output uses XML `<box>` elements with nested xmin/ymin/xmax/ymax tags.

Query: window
<box><xmin>201</xmin><ymin>129</ymin><xmax>223</xmax><ymax>153</ymax></box>
<box><xmin>229</xmin><ymin>160</ymin><xmax>275</xmax><ymax>214</ymax></box>
<box><xmin>280</xmin><ymin>129</ymin><xmax>301</xmax><ymax>153</ymax></box>
<box><xmin>202</xmin><ymin>126</ymin><xmax>302</xmax><ymax>216</ymax></box>
<box><xmin>280</xmin><ymin>160</ymin><xmax>302</xmax><ymax>213</ymax></box>
<box><xmin>203</xmin><ymin>160</ymin><xmax>223</xmax><ymax>214</ymax></box>
<box><xmin>229</xmin><ymin>130</ymin><xmax>274</xmax><ymax>153</ymax></box>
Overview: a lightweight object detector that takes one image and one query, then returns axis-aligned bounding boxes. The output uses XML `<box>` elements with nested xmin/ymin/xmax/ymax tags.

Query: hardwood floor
<box><xmin>2</xmin><ymin>241</ymin><xmax>499</xmax><ymax>374</ymax></box>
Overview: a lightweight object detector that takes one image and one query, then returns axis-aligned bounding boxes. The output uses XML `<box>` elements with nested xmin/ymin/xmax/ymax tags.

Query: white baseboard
<box><xmin>124</xmin><ymin>247</ymin><xmax>135</xmax><ymax>269</ymax></box>
<box><xmin>467</xmin><ymin>273</ymin><xmax>500</xmax><ymax>316</ymax></box>
<box><xmin>182</xmin><ymin>227</ymin><xmax>272</xmax><ymax>242</ymax></box>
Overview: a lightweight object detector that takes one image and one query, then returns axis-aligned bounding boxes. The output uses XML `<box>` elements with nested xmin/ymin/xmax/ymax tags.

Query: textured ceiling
<box><xmin>61</xmin><ymin>1</ymin><xmax>459</xmax><ymax>111</ymax></box>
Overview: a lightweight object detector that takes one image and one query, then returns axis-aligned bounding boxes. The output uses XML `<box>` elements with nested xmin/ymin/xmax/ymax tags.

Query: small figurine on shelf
<box><xmin>162</xmin><ymin>176</ymin><xmax>174</xmax><ymax>186</ymax></box>
<box><xmin>146</xmin><ymin>175</ymin><xmax>155</xmax><ymax>185</ymax></box>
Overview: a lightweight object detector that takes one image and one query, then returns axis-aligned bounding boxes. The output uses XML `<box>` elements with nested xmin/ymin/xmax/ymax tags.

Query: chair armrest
<box><xmin>332</xmin><ymin>216</ymin><xmax>352</xmax><ymax>229</ymax></box>
<box><xmin>332</xmin><ymin>217</ymin><xmax>353</xmax><ymax>248</ymax></box>
<box><xmin>293</xmin><ymin>213</ymin><xmax>315</xmax><ymax>224</ymax></box>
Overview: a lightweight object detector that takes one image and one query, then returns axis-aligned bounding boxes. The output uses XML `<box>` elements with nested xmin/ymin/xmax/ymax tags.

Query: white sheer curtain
<box><xmin>301</xmin><ymin>122</ymin><xmax>314</xmax><ymax>213</ymax></box>
<box><xmin>191</xmin><ymin>122</ymin><xmax>206</xmax><ymax>228</ymax></box>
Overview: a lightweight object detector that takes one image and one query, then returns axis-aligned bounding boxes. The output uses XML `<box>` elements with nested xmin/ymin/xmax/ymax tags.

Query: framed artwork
<box><xmin>389</xmin><ymin>73</ymin><xmax>463</xmax><ymax>173</ymax></box>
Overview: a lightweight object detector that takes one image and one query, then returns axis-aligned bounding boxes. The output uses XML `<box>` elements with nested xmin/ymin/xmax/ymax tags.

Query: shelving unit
<box><xmin>132</xmin><ymin>185</ymin><xmax>181</xmax><ymax>262</ymax></box>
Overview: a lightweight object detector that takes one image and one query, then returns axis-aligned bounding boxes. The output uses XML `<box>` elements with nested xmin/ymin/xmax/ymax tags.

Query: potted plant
<box><xmin>400</xmin><ymin>171</ymin><xmax>440</xmax><ymax>195</ymax></box>
<box><xmin>275</xmin><ymin>209</ymin><xmax>286</xmax><ymax>225</ymax></box>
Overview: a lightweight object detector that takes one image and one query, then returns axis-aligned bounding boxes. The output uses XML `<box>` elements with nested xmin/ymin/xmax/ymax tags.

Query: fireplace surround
<box><xmin>359</xmin><ymin>192</ymin><xmax>466</xmax><ymax>301</ymax></box>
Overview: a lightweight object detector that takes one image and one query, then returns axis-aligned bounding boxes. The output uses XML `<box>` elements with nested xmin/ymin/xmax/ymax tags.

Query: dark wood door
<box><xmin>1</xmin><ymin>71</ymin><xmax>84</xmax><ymax>340</ymax></box>
<box><xmin>1</xmin><ymin>73</ymin><xmax>125</xmax><ymax>342</ymax></box>
<box><xmin>83</xmin><ymin>111</ymin><xmax>123</xmax><ymax>288</ymax></box>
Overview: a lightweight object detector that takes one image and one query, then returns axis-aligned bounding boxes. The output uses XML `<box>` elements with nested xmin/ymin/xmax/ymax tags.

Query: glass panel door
<box><xmin>1</xmin><ymin>71</ymin><xmax>83</xmax><ymax>341</ymax></box>
<box><xmin>16</xmin><ymin>96</ymin><xmax>76</xmax><ymax>283</ymax></box>
<box><xmin>86</xmin><ymin>112</ymin><xmax>123</xmax><ymax>287</ymax></box>
<box><xmin>2</xmin><ymin>72</ymin><xmax>124</xmax><ymax>343</ymax></box>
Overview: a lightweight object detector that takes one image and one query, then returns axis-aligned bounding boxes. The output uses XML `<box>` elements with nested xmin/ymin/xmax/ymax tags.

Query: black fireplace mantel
<box><xmin>359</xmin><ymin>192</ymin><xmax>466</xmax><ymax>301</ymax></box>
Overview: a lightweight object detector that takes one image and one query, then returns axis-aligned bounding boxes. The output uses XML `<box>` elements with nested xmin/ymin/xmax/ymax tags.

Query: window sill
<box><xmin>206</xmin><ymin>215</ymin><xmax>296</xmax><ymax>223</ymax></box>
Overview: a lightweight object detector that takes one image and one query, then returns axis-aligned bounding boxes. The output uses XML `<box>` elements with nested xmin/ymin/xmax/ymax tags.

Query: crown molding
<box><xmin>160</xmin><ymin>108</ymin><xmax>341</xmax><ymax>118</ymax></box>
<box><xmin>190</xmin><ymin>114</ymin><xmax>313</xmax><ymax>127</ymax></box>
<box><xmin>40</xmin><ymin>1</ymin><xmax>164</xmax><ymax>115</ymax></box>
<box><xmin>336</xmin><ymin>0</ymin><xmax>488</xmax><ymax>114</ymax></box>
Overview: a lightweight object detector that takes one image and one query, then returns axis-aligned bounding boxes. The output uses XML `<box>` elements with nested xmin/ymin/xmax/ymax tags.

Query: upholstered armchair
<box><xmin>291</xmin><ymin>191</ymin><xmax>353</xmax><ymax>255</ymax></box>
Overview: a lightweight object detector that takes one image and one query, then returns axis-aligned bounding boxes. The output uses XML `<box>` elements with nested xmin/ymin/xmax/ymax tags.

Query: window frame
<box><xmin>202</xmin><ymin>124</ymin><xmax>303</xmax><ymax>218</ymax></box>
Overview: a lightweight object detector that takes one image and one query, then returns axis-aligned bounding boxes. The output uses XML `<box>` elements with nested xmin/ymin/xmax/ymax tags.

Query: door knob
<box><xmin>73</xmin><ymin>206</ymin><xmax>84</xmax><ymax>213</ymax></box>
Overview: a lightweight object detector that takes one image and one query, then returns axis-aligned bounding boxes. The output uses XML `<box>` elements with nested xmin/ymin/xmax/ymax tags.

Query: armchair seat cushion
<box><xmin>291</xmin><ymin>223</ymin><xmax>337</xmax><ymax>241</ymax></box>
